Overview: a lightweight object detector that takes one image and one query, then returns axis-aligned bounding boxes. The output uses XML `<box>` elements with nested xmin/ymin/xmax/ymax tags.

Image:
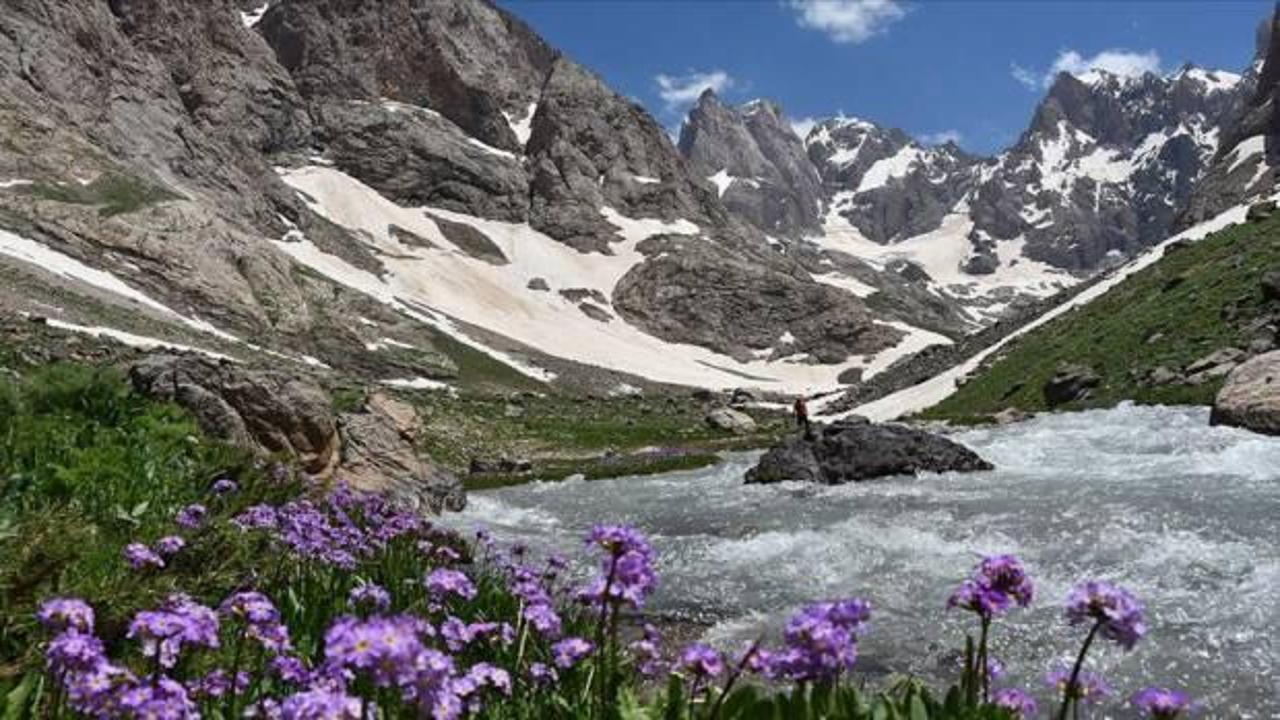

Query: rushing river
<box><xmin>447</xmin><ymin>405</ymin><xmax>1280</xmax><ymax>716</ymax></box>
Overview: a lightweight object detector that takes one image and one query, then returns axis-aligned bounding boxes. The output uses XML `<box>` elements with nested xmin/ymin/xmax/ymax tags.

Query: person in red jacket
<box><xmin>793</xmin><ymin>394</ymin><xmax>811</xmax><ymax>434</ymax></box>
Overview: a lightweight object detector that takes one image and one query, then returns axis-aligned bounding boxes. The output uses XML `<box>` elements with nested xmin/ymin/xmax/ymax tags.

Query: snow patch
<box><xmin>708</xmin><ymin>170</ymin><xmax>734</xmax><ymax>198</ymax></box>
<box><xmin>383</xmin><ymin>377</ymin><xmax>452</xmax><ymax>392</ymax></box>
<box><xmin>1227</xmin><ymin>135</ymin><xmax>1266</xmax><ymax>174</ymax></box>
<box><xmin>241</xmin><ymin>2</ymin><xmax>269</xmax><ymax>27</ymax></box>
<box><xmin>857</xmin><ymin>146</ymin><xmax>923</xmax><ymax>193</ymax></box>
<box><xmin>45</xmin><ymin>318</ymin><xmax>232</xmax><ymax>361</ymax></box>
<box><xmin>633</xmin><ymin>175</ymin><xmax>662</xmax><ymax>185</ymax></box>
<box><xmin>0</xmin><ymin>179</ymin><xmax>32</xmax><ymax>189</ymax></box>
<box><xmin>503</xmin><ymin>102</ymin><xmax>537</xmax><ymax>148</ymax></box>
<box><xmin>467</xmin><ymin>138</ymin><xmax>518</xmax><ymax>161</ymax></box>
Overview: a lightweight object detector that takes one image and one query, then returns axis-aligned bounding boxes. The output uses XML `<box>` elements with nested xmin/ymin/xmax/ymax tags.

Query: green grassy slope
<box><xmin>923</xmin><ymin>211</ymin><xmax>1280</xmax><ymax>421</ymax></box>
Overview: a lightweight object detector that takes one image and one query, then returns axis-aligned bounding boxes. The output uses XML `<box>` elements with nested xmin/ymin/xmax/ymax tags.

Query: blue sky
<box><xmin>499</xmin><ymin>0</ymin><xmax>1273</xmax><ymax>155</ymax></box>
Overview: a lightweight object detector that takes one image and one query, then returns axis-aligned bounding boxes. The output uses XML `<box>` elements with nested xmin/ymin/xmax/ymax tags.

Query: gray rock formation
<box><xmin>1042</xmin><ymin>363</ymin><xmax>1102</xmax><ymax>406</ymax></box>
<box><xmin>744</xmin><ymin>420</ymin><xmax>993</xmax><ymax>484</ymax></box>
<box><xmin>338</xmin><ymin>393</ymin><xmax>465</xmax><ymax>512</ymax></box>
<box><xmin>129</xmin><ymin>354</ymin><xmax>463</xmax><ymax>512</ymax></box>
<box><xmin>129</xmin><ymin>354</ymin><xmax>341</xmax><ymax>477</ymax></box>
<box><xmin>705</xmin><ymin>407</ymin><xmax>757</xmax><ymax>434</ymax></box>
<box><xmin>1210</xmin><ymin>349</ymin><xmax>1280</xmax><ymax>434</ymax></box>
<box><xmin>678</xmin><ymin>92</ymin><xmax>825</xmax><ymax>236</ymax></box>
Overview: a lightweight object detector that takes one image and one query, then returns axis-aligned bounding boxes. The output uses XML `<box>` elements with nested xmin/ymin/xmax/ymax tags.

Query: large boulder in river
<box><xmin>744</xmin><ymin>421</ymin><xmax>993</xmax><ymax>485</ymax></box>
<box><xmin>1042</xmin><ymin>363</ymin><xmax>1101</xmax><ymax>406</ymax></box>
<box><xmin>1210</xmin><ymin>350</ymin><xmax>1280</xmax><ymax>435</ymax></box>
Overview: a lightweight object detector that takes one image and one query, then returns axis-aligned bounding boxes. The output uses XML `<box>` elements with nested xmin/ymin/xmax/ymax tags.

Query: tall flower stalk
<box><xmin>947</xmin><ymin>554</ymin><xmax>1033</xmax><ymax>704</ymax></box>
<box><xmin>1056</xmin><ymin>580</ymin><xmax>1145</xmax><ymax>720</ymax></box>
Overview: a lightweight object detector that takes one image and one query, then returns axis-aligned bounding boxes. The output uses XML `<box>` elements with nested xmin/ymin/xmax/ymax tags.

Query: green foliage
<box><xmin>23</xmin><ymin>174</ymin><xmax>181</xmax><ymax>217</ymax></box>
<box><xmin>925</xmin><ymin>213</ymin><xmax>1280</xmax><ymax>421</ymax></box>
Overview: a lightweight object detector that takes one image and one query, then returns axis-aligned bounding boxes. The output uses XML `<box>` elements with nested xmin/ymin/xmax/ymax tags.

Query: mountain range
<box><xmin>0</xmin><ymin>0</ymin><xmax>1276</xmax><ymax>398</ymax></box>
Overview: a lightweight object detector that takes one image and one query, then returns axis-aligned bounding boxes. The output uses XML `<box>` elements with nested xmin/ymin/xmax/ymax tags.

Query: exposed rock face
<box><xmin>1181</xmin><ymin>10</ymin><xmax>1277</xmax><ymax>226</ymax></box>
<box><xmin>705</xmin><ymin>407</ymin><xmax>757</xmax><ymax>434</ymax></box>
<box><xmin>1043</xmin><ymin>363</ymin><xmax>1102</xmax><ymax>406</ymax></box>
<box><xmin>678</xmin><ymin>92</ymin><xmax>825</xmax><ymax>236</ymax></box>
<box><xmin>744</xmin><ymin>421</ymin><xmax>993</xmax><ymax>484</ymax></box>
<box><xmin>1210</xmin><ymin>350</ymin><xmax>1280</xmax><ymax>434</ymax></box>
<box><xmin>338</xmin><ymin>393</ymin><xmax>465</xmax><ymax>513</ymax></box>
<box><xmin>129</xmin><ymin>355</ymin><xmax>464</xmax><ymax>512</ymax></box>
<box><xmin>129</xmin><ymin>354</ymin><xmax>341</xmax><ymax>477</ymax></box>
<box><xmin>613</xmin><ymin>239</ymin><xmax>902</xmax><ymax>362</ymax></box>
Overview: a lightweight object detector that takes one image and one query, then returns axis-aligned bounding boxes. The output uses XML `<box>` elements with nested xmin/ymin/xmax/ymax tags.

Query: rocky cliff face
<box><xmin>0</xmin><ymin>0</ymin><xmax>919</xmax><ymax>400</ymax></box>
<box><xmin>678</xmin><ymin>92</ymin><xmax>825</xmax><ymax>237</ymax></box>
<box><xmin>1182</xmin><ymin>11</ymin><xmax>1278</xmax><ymax>225</ymax></box>
<box><xmin>678</xmin><ymin>54</ymin><xmax>1256</xmax><ymax>327</ymax></box>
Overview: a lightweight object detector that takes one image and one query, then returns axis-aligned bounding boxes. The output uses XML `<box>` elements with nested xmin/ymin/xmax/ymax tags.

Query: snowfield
<box><xmin>276</xmin><ymin>165</ymin><xmax>938</xmax><ymax>393</ymax></box>
<box><xmin>841</xmin><ymin>200</ymin><xmax>1256</xmax><ymax>421</ymax></box>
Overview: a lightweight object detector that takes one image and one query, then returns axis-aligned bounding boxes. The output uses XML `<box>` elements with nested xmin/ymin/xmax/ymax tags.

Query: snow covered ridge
<box><xmin>844</xmin><ymin>200</ymin><xmax>1256</xmax><ymax>421</ymax></box>
<box><xmin>274</xmin><ymin>165</ymin><xmax>941</xmax><ymax>394</ymax></box>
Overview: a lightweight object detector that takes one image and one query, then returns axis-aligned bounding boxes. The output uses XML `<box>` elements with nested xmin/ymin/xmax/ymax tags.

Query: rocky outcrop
<box><xmin>744</xmin><ymin>420</ymin><xmax>992</xmax><ymax>484</ymax></box>
<box><xmin>129</xmin><ymin>354</ymin><xmax>463</xmax><ymax>512</ymax></box>
<box><xmin>338</xmin><ymin>393</ymin><xmax>465</xmax><ymax>512</ymax></box>
<box><xmin>678</xmin><ymin>92</ymin><xmax>825</xmax><ymax>236</ymax></box>
<box><xmin>705</xmin><ymin>407</ymin><xmax>757</xmax><ymax>434</ymax></box>
<box><xmin>1042</xmin><ymin>363</ymin><xmax>1101</xmax><ymax>406</ymax></box>
<box><xmin>1210</xmin><ymin>350</ymin><xmax>1280</xmax><ymax>434</ymax></box>
<box><xmin>129</xmin><ymin>354</ymin><xmax>341</xmax><ymax>477</ymax></box>
<box><xmin>613</xmin><ymin>239</ymin><xmax>902</xmax><ymax>362</ymax></box>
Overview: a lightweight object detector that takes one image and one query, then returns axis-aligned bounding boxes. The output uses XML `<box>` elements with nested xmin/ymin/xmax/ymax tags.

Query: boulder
<box><xmin>338</xmin><ymin>395</ymin><xmax>465</xmax><ymax>513</ymax></box>
<box><xmin>1247</xmin><ymin>200</ymin><xmax>1276</xmax><ymax>222</ymax></box>
<box><xmin>745</xmin><ymin>421</ymin><xmax>992</xmax><ymax>485</ymax></box>
<box><xmin>129</xmin><ymin>354</ymin><xmax>341</xmax><ymax>478</ymax></box>
<box><xmin>1261</xmin><ymin>271</ymin><xmax>1280</xmax><ymax>302</ymax></box>
<box><xmin>1042</xmin><ymin>363</ymin><xmax>1101</xmax><ymax>406</ymax></box>
<box><xmin>705</xmin><ymin>407</ymin><xmax>757</xmax><ymax>434</ymax></box>
<box><xmin>991</xmin><ymin>407</ymin><xmax>1032</xmax><ymax>425</ymax></box>
<box><xmin>1185</xmin><ymin>348</ymin><xmax>1245</xmax><ymax>375</ymax></box>
<box><xmin>729</xmin><ymin>388</ymin><xmax>757</xmax><ymax>406</ymax></box>
<box><xmin>1147</xmin><ymin>366</ymin><xmax>1180</xmax><ymax>386</ymax></box>
<box><xmin>1210</xmin><ymin>350</ymin><xmax>1280</xmax><ymax>435</ymax></box>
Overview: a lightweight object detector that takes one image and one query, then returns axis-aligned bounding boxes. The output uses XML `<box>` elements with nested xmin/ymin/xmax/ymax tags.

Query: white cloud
<box><xmin>920</xmin><ymin>129</ymin><xmax>962</xmax><ymax>146</ymax></box>
<box><xmin>1013</xmin><ymin>49</ymin><xmax>1162</xmax><ymax>90</ymax></box>
<box><xmin>1010</xmin><ymin>63</ymin><xmax>1039</xmax><ymax>91</ymax></box>
<box><xmin>655</xmin><ymin>70</ymin><xmax>734</xmax><ymax>112</ymax></box>
<box><xmin>788</xmin><ymin>0</ymin><xmax>906</xmax><ymax>45</ymax></box>
<box><xmin>789</xmin><ymin>116</ymin><xmax>819</xmax><ymax>139</ymax></box>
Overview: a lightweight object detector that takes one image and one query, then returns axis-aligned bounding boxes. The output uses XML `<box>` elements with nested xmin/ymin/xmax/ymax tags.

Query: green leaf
<box><xmin>909</xmin><ymin>694</ymin><xmax>929</xmax><ymax>720</ymax></box>
<box><xmin>130</xmin><ymin>500</ymin><xmax>150</xmax><ymax>518</ymax></box>
<box><xmin>3</xmin><ymin>674</ymin><xmax>38</xmax><ymax>720</ymax></box>
<box><xmin>662</xmin><ymin>673</ymin><xmax>685</xmax><ymax>720</ymax></box>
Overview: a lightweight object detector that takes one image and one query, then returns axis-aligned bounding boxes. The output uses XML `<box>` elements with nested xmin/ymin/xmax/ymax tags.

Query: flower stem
<box><xmin>707</xmin><ymin>639</ymin><xmax>761</xmax><ymax>720</ymax></box>
<box><xmin>1056</xmin><ymin>620</ymin><xmax>1102</xmax><ymax>720</ymax></box>
<box><xmin>978</xmin><ymin>614</ymin><xmax>991</xmax><ymax>704</ymax></box>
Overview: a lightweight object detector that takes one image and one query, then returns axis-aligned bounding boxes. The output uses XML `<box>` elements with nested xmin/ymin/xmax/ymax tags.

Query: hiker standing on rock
<box><xmin>793</xmin><ymin>394</ymin><xmax>811</xmax><ymax>435</ymax></box>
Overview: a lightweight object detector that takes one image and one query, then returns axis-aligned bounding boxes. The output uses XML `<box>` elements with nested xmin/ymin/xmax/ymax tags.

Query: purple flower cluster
<box><xmin>232</xmin><ymin>484</ymin><xmax>425</xmax><ymax>569</ymax></box>
<box><xmin>174</xmin><ymin>503</ymin><xmax>207</xmax><ymax>530</ymax></box>
<box><xmin>679</xmin><ymin>644</ymin><xmax>724</xmax><ymax>679</ymax></box>
<box><xmin>212</xmin><ymin>477</ymin><xmax>239</xmax><ymax>495</ymax></box>
<box><xmin>1065</xmin><ymin>580</ymin><xmax>1146</xmax><ymax>650</ymax></box>
<box><xmin>947</xmin><ymin>554</ymin><xmax>1034</xmax><ymax>618</ymax></box>
<box><xmin>1045</xmin><ymin>667</ymin><xmax>1112</xmax><ymax>703</ymax></box>
<box><xmin>764</xmin><ymin>599</ymin><xmax>872</xmax><ymax>682</ymax></box>
<box><xmin>552</xmin><ymin>637</ymin><xmax>594</xmax><ymax>669</ymax></box>
<box><xmin>220</xmin><ymin>590</ymin><xmax>292</xmax><ymax>653</ymax></box>
<box><xmin>123</xmin><ymin>542</ymin><xmax>165</xmax><ymax>571</ymax></box>
<box><xmin>1133</xmin><ymin>687</ymin><xmax>1194</xmax><ymax>719</ymax></box>
<box><xmin>991</xmin><ymin>688</ymin><xmax>1038</xmax><ymax>718</ymax></box>
<box><xmin>127</xmin><ymin>594</ymin><xmax>221</xmax><ymax>669</ymax></box>
<box><xmin>348</xmin><ymin>582</ymin><xmax>392</xmax><ymax>612</ymax></box>
<box><xmin>629</xmin><ymin>624</ymin><xmax>666</xmax><ymax>677</ymax></box>
<box><xmin>576</xmin><ymin>525</ymin><xmax>657</xmax><ymax>611</ymax></box>
<box><xmin>427</xmin><ymin>568</ymin><xmax>477</xmax><ymax>602</ymax></box>
<box><xmin>37</xmin><ymin>597</ymin><xmax>94</xmax><ymax>633</ymax></box>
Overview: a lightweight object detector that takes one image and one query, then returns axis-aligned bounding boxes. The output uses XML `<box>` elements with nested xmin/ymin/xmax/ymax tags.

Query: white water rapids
<box><xmin>446</xmin><ymin>405</ymin><xmax>1279</xmax><ymax>716</ymax></box>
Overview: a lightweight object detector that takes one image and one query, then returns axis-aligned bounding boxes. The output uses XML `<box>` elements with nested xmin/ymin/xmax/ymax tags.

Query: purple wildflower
<box><xmin>123</xmin><ymin>542</ymin><xmax>164</xmax><ymax>570</ymax></box>
<box><xmin>552</xmin><ymin>637</ymin><xmax>594</xmax><ymax>669</ymax></box>
<box><xmin>1064</xmin><ymin>580</ymin><xmax>1146</xmax><ymax>650</ymax></box>
<box><xmin>528</xmin><ymin>662</ymin><xmax>558</xmax><ymax>687</ymax></box>
<box><xmin>271</xmin><ymin>655</ymin><xmax>312</xmax><ymax>685</ymax></box>
<box><xmin>154</xmin><ymin>535</ymin><xmax>186</xmax><ymax>557</ymax></box>
<box><xmin>768</xmin><ymin>599</ymin><xmax>870</xmax><ymax>682</ymax></box>
<box><xmin>280</xmin><ymin>688</ymin><xmax>363</xmax><ymax>719</ymax></box>
<box><xmin>191</xmin><ymin>669</ymin><xmax>250</xmax><ymax>698</ymax></box>
<box><xmin>126</xmin><ymin>594</ymin><xmax>220</xmax><ymax>669</ymax></box>
<box><xmin>37</xmin><ymin>597</ymin><xmax>94</xmax><ymax>633</ymax></box>
<box><xmin>219</xmin><ymin>590</ymin><xmax>281</xmax><ymax>625</ymax></box>
<box><xmin>522</xmin><ymin>602</ymin><xmax>562</xmax><ymax>638</ymax></box>
<box><xmin>1133</xmin><ymin>687</ymin><xmax>1194</xmax><ymax>719</ymax></box>
<box><xmin>63</xmin><ymin>662</ymin><xmax>135</xmax><ymax>717</ymax></box>
<box><xmin>232</xmin><ymin>504</ymin><xmax>278</xmax><ymax>531</ymax></box>
<box><xmin>348</xmin><ymin>582</ymin><xmax>391</xmax><ymax>612</ymax></box>
<box><xmin>212</xmin><ymin>478</ymin><xmax>239</xmax><ymax>495</ymax></box>
<box><xmin>679</xmin><ymin>643</ymin><xmax>724</xmax><ymax>679</ymax></box>
<box><xmin>45</xmin><ymin>630</ymin><xmax>106</xmax><ymax>675</ymax></box>
<box><xmin>324</xmin><ymin>615</ymin><xmax>438</xmax><ymax>689</ymax></box>
<box><xmin>629</xmin><ymin>624</ymin><xmax>665</xmax><ymax>676</ymax></box>
<box><xmin>174</xmin><ymin>503</ymin><xmax>207</xmax><ymax>529</ymax></box>
<box><xmin>1045</xmin><ymin>667</ymin><xmax>1112</xmax><ymax>704</ymax></box>
<box><xmin>426</xmin><ymin>568</ymin><xmax>476</xmax><ymax>601</ymax></box>
<box><xmin>118</xmin><ymin>676</ymin><xmax>198</xmax><ymax>718</ymax></box>
<box><xmin>992</xmin><ymin>688</ymin><xmax>1038</xmax><ymax>718</ymax></box>
<box><xmin>462</xmin><ymin>662</ymin><xmax>512</xmax><ymax>696</ymax></box>
<box><xmin>577</xmin><ymin>525</ymin><xmax>658</xmax><ymax>611</ymax></box>
<box><xmin>978</xmin><ymin>554</ymin><xmax>1034</xmax><ymax>607</ymax></box>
